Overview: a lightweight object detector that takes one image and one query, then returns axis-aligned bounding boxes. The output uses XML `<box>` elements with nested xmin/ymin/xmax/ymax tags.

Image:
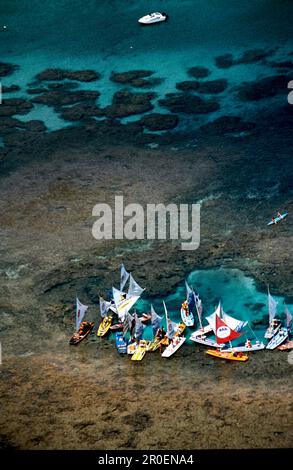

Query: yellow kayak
<box><xmin>206</xmin><ymin>349</ymin><xmax>249</xmax><ymax>362</ymax></box>
<box><xmin>96</xmin><ymin>315</ymin><xmax>112</xmax><ymax>337</ymax></box>
<box><xmin>147</xmin><ymin>337</ymin><xmax>161</xmax><ymax>352</ymax></box>
<box><xmin>131</xmin><ymin>340</ymin><xmax>149</xmax><ymax>361</ymax></box>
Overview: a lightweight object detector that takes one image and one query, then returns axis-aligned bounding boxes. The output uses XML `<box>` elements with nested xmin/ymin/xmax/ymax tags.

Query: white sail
<box><xmin>127</xmin><ymin>273</ymin><xmax>145</xmax><ymax>298</ymax></box>
<box><xmin>268</xmin><ymin>290</ymin><xmax>278</xmax><ymax>323</ymax></box>
<box><xmin>112</xmin><ymin>286</ymin><xmax>126</xmax><ymax>307</ymax></box>
<box><xmin>163</xmin><ymin>301</ymin><xmax>178</xmax><ymax>339</ymax></box>
<box><xmin>134</xmin><ymin>312</ymin><xmax>145</xmax><ymax>341</ymax></box>
<box><xmin>223</xmin><ymin>312</ymin><xmax>248</xmax><ymax>332</ymax></box>
<box><xmin>120</xmin><ymin>263</ymin><xmax>130</xmax><ymax>291</ymax></box>
<box><xmin>206</xmin><ymin>301</ymin><xmax>222</xmax><ymax>334</ymax></box>
<box><xmin>99</xmin><ymin>296</ymin><xmax>112</xmax><ymax>318</ymax></box>
<box><xmin>285</xmin><ymin>304</ymin><xmax>292</xmax><ymax>331</ymax></box>
<box><xmin>185</xmin><ymin>280</ymin><xmax>193</xmax><ymax>297</ymax></box>
<box><xmin>76</xmin><ymin>298</ymin><xmax>88</xmax><ymax>331</ymax></box>
<box><xmin>205</xmin><ymin>301</ymin><xmax>246</xmax><ymax>334</ymax></box>
<box><xmin>151</xmin><ymin>304</ymin><xmax>162</xmax><ymax>335</ymax></box>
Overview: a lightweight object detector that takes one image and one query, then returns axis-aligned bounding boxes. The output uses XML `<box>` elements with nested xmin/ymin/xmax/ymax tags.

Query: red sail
<box><xmin>216</xmin><ymin>314</ymin><xmax>242</xmax><ymax>344</ymax></box>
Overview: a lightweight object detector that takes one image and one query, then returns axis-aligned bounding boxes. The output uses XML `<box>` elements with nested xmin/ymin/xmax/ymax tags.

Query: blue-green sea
<box><xmin>1</xmin><ymin>0</ymin><xmax>293</xmax><ymax>129</ymax></box>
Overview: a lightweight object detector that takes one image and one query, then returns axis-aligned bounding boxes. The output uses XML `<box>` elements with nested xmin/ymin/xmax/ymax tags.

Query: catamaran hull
<box><xmin>162</xmin><ymin>336</ymin><xmax>186</xmax><ymax>357</ymax></box>
<box><xmin>147</xmin><ymin>337</ymin><xmax>161</xmax><ymax>352</ymax></box>
<box><xmin>180</xmin><ymin>308</ymin><xmax>194</xmax><ymax>327</ymax></box>
<box><xmin>266</xmin><ymin>328</ymin><xmax>288</xmax><ymax>350</ymax></box>
<box><xmin>223</xmin><ymin>342</ymin><xmax>265</xmax><ymax>352</ymax></box>
<box><xmin>264</xmin><ymin>323</ymin><xmax>281</xmax><ymax>339</ymax></box>
<box><xmin>190</xmin><ymin>325</ymin><xmax>213</xmax><ymax>338</ymax></box>
<box><xmin>190</xmin><ymin>335</ymin><xmax>223</xmax><ymax>348</ymax></box>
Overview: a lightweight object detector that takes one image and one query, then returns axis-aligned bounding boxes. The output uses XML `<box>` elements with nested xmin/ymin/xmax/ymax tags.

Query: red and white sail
<box><xmin>215</xmin><ymin>314</ymin><xmax>242</xmax><ymax>344</ymax></box>
<box><xmin>206</xmin><ymin>301</ymin><xmax>247</xmax><ymax>333</ymax></box>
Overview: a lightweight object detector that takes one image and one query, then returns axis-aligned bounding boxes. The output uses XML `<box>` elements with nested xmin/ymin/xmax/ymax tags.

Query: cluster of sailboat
<box><xmin>69</xmin><ymin>264</ymin><xmax>293</xmax><ymax>362</ymax></box>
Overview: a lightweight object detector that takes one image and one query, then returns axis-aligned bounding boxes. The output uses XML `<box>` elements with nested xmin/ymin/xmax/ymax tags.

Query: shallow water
<box><xmin>114</xmin><ymin>267</ymin><xmax>293</xmax><ymax>342</ymax></box>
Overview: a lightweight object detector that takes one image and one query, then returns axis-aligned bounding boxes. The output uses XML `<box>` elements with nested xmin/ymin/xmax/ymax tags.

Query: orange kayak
<box><xmin>206</xmin><ymin>349</ymin><xmax>249</xmax><ymax>362</ymax></box>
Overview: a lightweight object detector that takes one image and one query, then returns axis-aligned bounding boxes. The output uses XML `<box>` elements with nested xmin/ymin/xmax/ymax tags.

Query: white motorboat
<box><xmin>138</xmin><ymin>12</ymin><xmax>167</xmax><ymax>25</ymax></box>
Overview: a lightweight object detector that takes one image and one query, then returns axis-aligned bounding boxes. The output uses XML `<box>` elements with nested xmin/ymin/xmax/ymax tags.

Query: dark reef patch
<box><xmin>197</xmin><ymin>79</ymin><xmax>228</xmax><ymax>94</ymax></box>
<box><xmin>215</xmin><ymin>53</ymin><xmax>234</xmax><ymax>69</ymax></box>
<box><xmin>176</xmin><ymin>81</ymin><xmax>199</xmax><ymax>92</ymax></box>
<box><xmin>60</xmin><ymin>104</ymin><xmax>104</xmax><ymax>121</ymax></box>
<box><xmin>35</xmin><ymin>68</ymin><xmax>100</xmax><ymax>82</ymax></box>
<box><xmin>159</xmin><ymin>93</ymin><xmax>220</xmax><ymax>114</ymax></box>
<box><xmin>110</xmin><ymin>70</ymin><xmax>162</xmax><ymax>88</ymax></box>
<box><xmin>0</xmin><ymin>98</ymin><xmax>33</xmax><ymax>117</ymax></box>
<box><xmin>0</xmin><ymin>62</ymin><xmax>18</xmax><ymax>77</ymax></box>
<box><xmin>139</xmin><ymin>113</ymin><xmax>179</xmax><ymax>131</ymax></box>
<box><xmin>31</xmin><ymin>90</ymin><xmax>100</xmax><ymax>108</ymax></box>
<box><xmin>2</xmin><ymin>85</ymin><xmax>21</xmax><ymax>94</ymax></box>
<box><xmin>199</xmin><ymin>116</ymin><xmax>255</xmax><ymax>135</ymax></box>
<box><xmin>237</xmin><ymin>74</ymin><xmax>289</xmax><ymax>101</ymax></box>
<box><xmin>104</xmin><ymin>90</ymin><xmax>155</xmax><ymax>118</ymax></box>
<box><xmin>215</xmin><ymin>48</ymin><xmax>274</xmax><ymax>68</ymax></box>
<box><xmin>187</xmin><ymin>66</ymin><xmax>211</xmax><ymax>78</ymax></box>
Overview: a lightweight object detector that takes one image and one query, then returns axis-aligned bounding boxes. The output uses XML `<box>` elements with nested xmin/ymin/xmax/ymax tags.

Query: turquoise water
<box><xmin>1</xmin><ymin>1</ymin><xmax>293</xmax><ymax>130</ymax></box>
<box><xmin>130</xmin><ymin>267</ymin><xmax>292</xmax><ymax>342</ymax></box>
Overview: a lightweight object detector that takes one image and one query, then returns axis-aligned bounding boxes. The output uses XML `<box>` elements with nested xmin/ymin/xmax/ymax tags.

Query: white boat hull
<box><xmin>190</xmin><ymin>325</ymin><xmax>213</xmax><ymax>338</ymax></box>
<box><xmin>223</xmin><ymin>342</ymin><xmax>265</xmax><ymax>352</ymax></box>
<box><xmin>190</xmin><ymin>335</ymin><xmax>223</xmax><ymax>348</ymax></box>
<box><xmin>264</xmin><ymin>323</ymin><xmax>281</xmax><ymax>339</ymax></box>
<box><xmin>266</xmin><ymin>328</ymin><xmax>288</xmax><ymax>350</ymax></box>
<box><xmin>162</xmin><ymin>336</ymin><xmax>186</xmax><ymax>357</ymax></box>
<box><xmin>180</xmin><ymin>307</ymin><xmax>194</xmax><ymax>327</ymax></box>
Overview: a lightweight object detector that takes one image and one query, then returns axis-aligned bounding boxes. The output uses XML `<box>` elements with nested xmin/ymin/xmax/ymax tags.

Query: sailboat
<box><xmin>267</xmin><ymin>303</ymin><xmax>291</xmax><ymax>349</ymax></box>
<box><xmin>147</xmin><ymin>304</ymin><xmax>163</xmax><ymax>352</ymax></box>
<box><xmin>131</xmin><ymin>312</ymin><xmax>149</xmax><ymax>361</ymax></box>
<box><xmin>112</xmin><ymin>271</ymin><xmax>145</xmax><ymax>323</ymax></box>
<box><xmin>206</xmin><ymin>312</ymin><xmax>249</xmax><ymax>361</ymax></box>
<box><xmin>180</xmin><ymin>281</ymin><xmax>195</xmax><ymax>327</ymax></box>
<box><xmin>223</xmin><ymin>323</ymin><xmax>265</xmax><ymax>352</ymax></box>
<box><xmin>69</xmin><ymin>298</ymin><xmax>94</xmax><ymax>345</ymax></box>
<box><xmin>190</xmin><ymin>301</ymin><xmax>247</xmax><ymax>348</ymax></box>
<box><xmin>189</xmin><ymin>293</ymin><xmax>214</xmax><ymax>338</ymax></box>
<box><xmin>264</xmin><ymin>288</ymin><xmax>281</xmax><ymax>339</ymax></box>
<box><xmin>278</xmin><ymin>305</ymin><xmax>293</xmax><ymax>350</ymax></box>
<box><xmin>97</xmin><ymin>296</ymin><xmax>113</xmax><ymax>337</ymax></box>
<box><xmin>162</xmin><ymin>301</ymin><xmax>186</xmax><ymax>358</ymax></box>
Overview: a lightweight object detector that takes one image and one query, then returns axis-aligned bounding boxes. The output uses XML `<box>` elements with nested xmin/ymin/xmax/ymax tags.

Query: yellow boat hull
<box><xmin>206</xmin><ymin>349</ymin><xmax>249</xmax><ymax>362</ymax></box>
<box><xmin>131</xmin><ymin>341</ymin><xmax>149</xmax><ymax>361</ymax></box>
<box><xmin>97</xmin><ymin>316</ymin><xmax>112</xmax><ymax>337</ymax></box>
<box><xmin>148</xmin><ymin>337</ymin><xmax>161</xmax><ymax>352</ymax></box>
